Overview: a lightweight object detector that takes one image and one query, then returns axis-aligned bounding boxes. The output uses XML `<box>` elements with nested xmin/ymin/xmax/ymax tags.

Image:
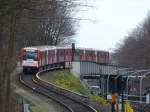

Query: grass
<box><xmin>90</xmin><ymin>95</ymin><xmax>108</xmax><ymax>106</ymax></box>
<box><xmin>51</xmin><ymin>70</ymin><xmax>91</xmax><ymax>96</ymax></box>
<box><xmin>49</xmin><ymin>69</ymin><xmax>108</xmax><ymax>106</ymax></box>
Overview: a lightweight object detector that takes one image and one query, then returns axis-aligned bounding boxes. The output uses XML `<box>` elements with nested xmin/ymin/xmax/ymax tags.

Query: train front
<box><xmin>21</xmin><ymin>47</ymin><xmax>39</xmax><ymax>73</ymax></box>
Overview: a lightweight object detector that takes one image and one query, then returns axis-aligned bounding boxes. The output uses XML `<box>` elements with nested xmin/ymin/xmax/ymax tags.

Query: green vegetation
<box><xmin>90</xmin><ymin>95</ymin><xmax>108</xmax><ymax>106</ymax></box>
<box><xmin>51</xmin><ymin>70</ymin><xmax>108</xmax><ymax>105</ymax></box>
<box><xmin>51</xmin><ymin>70</ymin><xmax>90</xmax><ymax>96</ymax></box>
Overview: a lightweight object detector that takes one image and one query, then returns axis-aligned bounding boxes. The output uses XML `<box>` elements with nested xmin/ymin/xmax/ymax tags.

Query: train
<box><xmin>19</xmin><ymin>46</ymin><xmax>109</xmax><ymax>73</ymax></box>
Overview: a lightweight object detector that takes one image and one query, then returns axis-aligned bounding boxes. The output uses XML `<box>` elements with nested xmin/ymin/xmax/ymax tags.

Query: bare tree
<box><xmin>113</xmin><ymin>13</ymin><xmax>150</xmax><ymax>69</ymax></box>
<box><xmin>0</xmin><ymin>0</ymin><xmax>92</xmax><ymax>112</ymax></box>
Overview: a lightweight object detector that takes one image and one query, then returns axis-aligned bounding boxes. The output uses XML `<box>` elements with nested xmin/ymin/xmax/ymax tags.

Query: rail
<box><xmin>35</xmin><ymin>67</ymin><xmax>98</xmax><ymax>112</ymax></box>
<box><xmin>19</xmin><ymin>75</ymin><xmax>74</xmax><ymax>112</ymax></box>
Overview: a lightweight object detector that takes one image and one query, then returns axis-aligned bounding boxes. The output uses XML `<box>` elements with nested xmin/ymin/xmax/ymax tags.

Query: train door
<box><xmin>56</xmin><ymin>49</ymin><xmax>65</xmax><ymax>63</ymax></box>
<box><xmin>48</xmin><ymin>50</ymin><xmax>51</xmax><ymax>64</ymax></box>
<box><xmin>65</xmin><ymin>48</ymin><xmax>71</xmax><ymax>68</ymax></box>
<box><xmin>65</xmin><ymin>48</ymin><xmax>71</xmax><ymax>62</ymax></box>
<box><xmin>101</xmin><ymin>52</ymin><xmax>106</xmax><ymax>64</ymax></box>
<box><xmin>60</xmin><ymin>49</ymin><xmax>65</xmax><ymax>62</ymax></box>
<box><xmin>54</xmin><ymin>49</ymin><xmax>57</xmax><ymax>63</ymax></box>
<box><xmin>56</xmin><ymin>49</ymin><xmax>59</xmax><ymax>63</ymax></box>
<box><xmin>51</xmin><ymin>50</ymin><xmax>55</xmax><ymax>64</ymax></box>
<box><xmin>85</xmin><ymin>50</ymin><xmax>92</xmax><ymax>61</ymax></box>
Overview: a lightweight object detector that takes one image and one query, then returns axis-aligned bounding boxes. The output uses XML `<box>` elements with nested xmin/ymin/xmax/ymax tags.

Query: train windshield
<box><xmin>23</xmin><ymin>50</ymin><xmax>38</xmax><ymax>61</ymax></box>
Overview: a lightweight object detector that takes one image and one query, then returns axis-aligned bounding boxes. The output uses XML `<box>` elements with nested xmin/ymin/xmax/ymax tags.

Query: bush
<box><xmin>52</xmin><ymin>70</ymin><xmax>90</xmax><ymax>95</ymax></box>
<box><xmin>51</xmin><ymin>70</ymin><xmax>108</xmax><ymax>105</ymax></box>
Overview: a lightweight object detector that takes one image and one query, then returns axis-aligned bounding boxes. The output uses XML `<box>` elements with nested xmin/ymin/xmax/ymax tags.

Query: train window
<box><xmin>86</xmin><ymin>50</ymin><xmax>93</xmax><ymax>56</ymax></box>
<box><xmin>41</xmin><ymin>51</ymin><xmax>45</xmax><ymax>64</ymax></box>
<box><xmin>91</xmin><ymin>51</ymin><xmax>94</xmax><ymax>55</ymax></box>
<box><xmin>85</xmin><ymin>50</ymin><xmax>89</xmax><ymax>55</ymax></box>
<box><xmin>75</xmin><ymin>49</ymin><xmax>79</xmax><ymax>55</ymax></box>
<box><xmin>65</xmin><ymin>49</ymin><xmax>68</xmax><ymax>54</ymax></box>
<box><xmin>57</xmin><ymin>49</ymin><xmax>65</xmax><ymax>55</ymax></box>
<box><xmin>23</xmin><ymin>50</ymin><xmax>37</xmax><ymax>61</ymax></box>
<box><xmin>97</xmin><ymin>51</ymin><xmax>102</xmax><ymax>56</ymax></box>
<box><xmin>50</xmin><ymin>50</ymin><xmax>55</xmax><ymax>55</ymax></box>
<box><xmin>45</xmin><ymin>52</ymin><xmax>47</xmax><ymax>64</ymax></box>
<box><xmin>65</xmin><ymin>49</ymin><xmax>72</xmax><ymax>55</ymax></box>
<box><xmin>101</xmin><ymin>52</ymin><xmax>105</xmax><ymax>58</ymax></box>
<box><xmin>79</xmin><ymin>50</ymin><xmax>84</xmax><ymax>55</ymax></box>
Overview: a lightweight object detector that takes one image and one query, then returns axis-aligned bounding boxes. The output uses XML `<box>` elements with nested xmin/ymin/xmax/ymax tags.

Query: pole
<box><xmin>126</xmin><ymin>77</ymin><xmax>129</xmax><ymax>100</ymax></box>
<box><xmin>121</xmin><ymin>77</ymin><xmax>124</xmax><ymax>112</ymax></box>
<box><xmin>112</xmin><ymin>93</ymin><xmax>116</xmax><ymax>112</ymax></box>
<box><xmin>107</xmin><ymin>75</ymin><xmax>110</xmax><ymax>96</ymax></box>
<box><xmin>140</xmin><ymin>77</ymin><xmax>143</xmax><ymax>103</ymax></box>
<box><xmin>99</xmin><ymin>76</ymin><xmax>101</xmax><ymax>95</ymax></box>
<box><xmin>111</xmin><ymin>77</ymin><xmax>118</xmax><ymax>112</ymax></box>
<box><xmin>72</xmin><ymin>43</ymin><xmax>75</xmax><ymax>61</ymax></box>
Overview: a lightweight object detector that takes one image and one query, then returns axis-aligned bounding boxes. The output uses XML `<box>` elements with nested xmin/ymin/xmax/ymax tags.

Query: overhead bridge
<box><xmin>71</xmin><ymin>61</ymin><xmax>125</xmax><ymax>77</ymax></box>
<box><xmin>71</xmin><ymin>61</ymin><xmax>127</xmax><ymax>97</ymax></box>
<box><xmin>71</xmin><ymin>61</ymin><xmax>150</xmax><ymax>104</ymax></box>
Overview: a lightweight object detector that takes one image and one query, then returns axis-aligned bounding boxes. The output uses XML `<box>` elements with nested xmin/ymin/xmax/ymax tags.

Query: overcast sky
<box><xmin>75</xmin><ymin>0</ymin><xmax>150</xmax><ymax>51</ymax></box>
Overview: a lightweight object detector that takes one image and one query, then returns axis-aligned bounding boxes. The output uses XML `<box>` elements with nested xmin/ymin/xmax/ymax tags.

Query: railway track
<box><xmin>20</xmin><ymin>74</ymin><xmax>72</xmax><ymax>112</ymax></box>
<box><xmin>19</xmin><ymin>68</ymin><xmax>98</xmax><ymax>112</ymax></box>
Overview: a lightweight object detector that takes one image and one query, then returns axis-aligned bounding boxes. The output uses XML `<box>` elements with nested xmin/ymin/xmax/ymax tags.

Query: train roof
<box><xmin>24</xmin><ymin>46</ymin><xmax>56</xmax><ymax>51</ymax></box>
<box><xmin>23</xmin><ymin>45</ymin><xmax>109</xmax><ymax>53</ymax></box>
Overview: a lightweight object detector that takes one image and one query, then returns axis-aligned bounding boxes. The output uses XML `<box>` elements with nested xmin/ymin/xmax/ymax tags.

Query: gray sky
<box><xmin>76</xmin><ymin>0</ymin><xmax>150</xmax><ymax>51</ymax></box>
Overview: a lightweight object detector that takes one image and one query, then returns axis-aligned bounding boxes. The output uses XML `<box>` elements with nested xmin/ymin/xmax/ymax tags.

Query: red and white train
<box><xmin>19</xmin><ymin>46</ymin><xmax>109</xmax><ymax>73</ymax></box>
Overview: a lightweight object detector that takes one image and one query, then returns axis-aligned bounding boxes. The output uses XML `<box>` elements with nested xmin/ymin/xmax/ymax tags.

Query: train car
<box><xmin>64</xmin><ymin>48</ymin><xmax>72</xmax><ymax>67</ymax></box>
<box><xmin>21</xmin><ymin>46</ymin><xmax>55</xmax><ymax>73</ymax></box>
<box><xmin>85</xmin><ymin>49</ymin><xmax>96</xmax><ymax>62</ymax></box>
<box><xmin>21</xmin><ymin>47</ymin><xmax>39</xmax><ymax>73</ymax></box>
<box><xmin>74</xmin><ymin>48</ymin><xmax>85</xmax><ymax>61</ymax></box>
<box><xmin>97</xmin><ymin>51</ymin><xmax>109</xmax><ymax>64</ymax></box>
<box><xmin>20</xmin><ymin>45</ymin><xmax>109</xmax><ymax>73</ymax></box>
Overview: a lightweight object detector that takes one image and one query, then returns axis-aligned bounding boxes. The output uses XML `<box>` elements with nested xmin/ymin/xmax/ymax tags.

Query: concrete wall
<box><xmin>71</xmin><ymin>62</ymin><xmax>80</xmax><ymax>77</ymax></box>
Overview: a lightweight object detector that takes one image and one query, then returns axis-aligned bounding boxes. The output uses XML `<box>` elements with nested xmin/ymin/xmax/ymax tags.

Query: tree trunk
<box><xmin>1</xmin><ymin>12</ymin><xmax>17</xmax><ymax>112</ymax></box>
